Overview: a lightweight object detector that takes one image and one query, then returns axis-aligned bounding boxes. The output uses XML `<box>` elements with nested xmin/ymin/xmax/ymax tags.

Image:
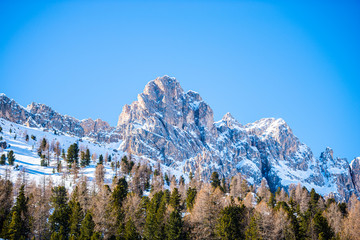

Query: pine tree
<box><xmin>216</xmin><ymin>204</ymin><xmax>246</xmax><ymax>240</ymax></box>
<box><xmin>79</xmin><ymin>211</ymin><xmax>95</xmax><ymax>240</ymax></box>
<box><xmin>67</xmin><ymin>143</ymin><xmax>79</xmax><ymax>167</ymax></box>
<box><xmin>69</xmin><ymin>189</ymin><xmax>84</xmax><ymax>239</ymax></box>
<box><xmin>7</xmin><ymin>185</ymin><xmax>30</xmax><ymax>239</ymax></box>
<box><xmin>7</xmin><ymin>150</ymin><xmax>15</xmax><ymax>165</ymax></box>
<box><xmin>186</xmin><ymin>187</ymin><xmax>197</xmax><ymax>212</ymax></box>
<box><xmin>245</xmin><ymin>216</ymin><xmax>261</xmax><ymax>240</ymax></box>
<box><xmin>0</xmin><ymin>154</ymin><xmax>5</xmax><ymax>165</ymax></box>
<box><xmin>98</xmin><ymin>154</ymin><xmax>104</xmax><ymax>165</ymax></box>
<box><xmin>7</xmin><ymin>211</ymin><xmax>22</xmax><ymax>240</ymax></box>
<box><xmin>0</xmin><ymin>179</ymin><xmax>13</xmax><ymax>238</ymax></box>
<box><xmin>211</xmin><ymin>172</ymin><xmax>221</xmax><ymax>189</ymax></box>
<box><xmin>313</xmin><ymin>212</ymin><xmax>333</xmax><ymax>240</ymax></box>
<box><xmin>85</xmin><ymin>149</ymin><xmax>91</xmax><ymax>166</ymax></box>
<box><xmin>124</xmin><ymin>218</ymin><xmax>140</xmax><ymax>240</ymax></box>
<box><xmin>165</xmin><ymin>210</ymin><xmax>183</xmax><ymax>240</ymax></box>
<box><xmin>112</xmin><ymin>177</ymin><xmax>128</xmax><ymax>238</ymax></box>
<box><xmin>49</xmin><ymin>186</ymin><xmax>71</xmax><ymax>238</ymax></box>
<box><xmin>169</xmin><ymin>188</ymin><xmax>182</xmax><ymax>212</ymax></box>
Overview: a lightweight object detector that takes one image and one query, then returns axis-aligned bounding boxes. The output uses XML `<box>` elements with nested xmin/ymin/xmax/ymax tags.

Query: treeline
<box><xmin>0</xmin><ymin>162</ymin><xmax>359</xmax><ymax>240</ymax></box>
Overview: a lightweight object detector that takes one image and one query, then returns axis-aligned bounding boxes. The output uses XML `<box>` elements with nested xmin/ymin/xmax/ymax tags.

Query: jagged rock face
<box><xmin>27</xmin><ymin>102</ymin><xmax>84</xmax><ymax>136</ymax></box>
<box><xmin>115</xmin><ymin>76</ymin><xmax>358</xmax><ymax>200</ymax></box>
<box><xmin>81</xmin><ymin>118</ymin><xmax>121</xmax><ymax>143</ymax></box>
<box><xmin>81</xmin><ymin>118</ymin><xmax>112</xmax><ymax>134</ymax></box>
<box><xmin>350</xmin><ymin>157</ymin><xmax>360</xmax><ymax>193</ymax></box>
<box><xmin>0</xmin><ymin>94</ymin><xmax>119</xmax><ymax>142</ymax></box>
<box><xmin>0</xmin><ymin>94</ymin><xmax>30</xmax><ymax>124</ymax></box>
<box><xmin>117</xmin><ymin>76</ymin><xmax>218</xmax><ymax>166</ymax></box>
<box><xmin>318</xmin><ymin>147</ymin><xmax>355</xmax><ymax>200</ymax></box>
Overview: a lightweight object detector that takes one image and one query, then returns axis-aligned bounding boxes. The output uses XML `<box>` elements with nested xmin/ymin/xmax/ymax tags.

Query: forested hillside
<box><xmin>0</xmin><ymin>161</ymin><xmax>359</xmax><ymax>240</ymax></box>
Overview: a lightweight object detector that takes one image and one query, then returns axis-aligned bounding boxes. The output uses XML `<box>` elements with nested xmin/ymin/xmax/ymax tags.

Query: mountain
<box><xmin>115</xmin><ymin>76</ymin><xmax>357</xmax><ymax>200</ymax></box>
<box><xmin>0</xmin><ymin>76</ymin><xmax>359</xmax><ymax>200</ymax></box>
<box><xmin>0</xmin><ymin>93</ymin><xmax>120</xmax><ymax>143</ymax></box>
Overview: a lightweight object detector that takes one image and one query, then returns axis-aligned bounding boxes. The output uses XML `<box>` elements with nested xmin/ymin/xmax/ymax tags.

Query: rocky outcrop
<box><xmin>0</xmin><ymin>93</ymin><xmax>30</xmax><ymax>124</ymax></box>
<box><xmin>27</xmin><ymin>102</ymin><xmax>84</xmax><ymax>136</ymax></box>
<box><xmin>0</xmin><ymin>93</ymin><xmax>118</xmax><ymax>142</ymax></box>
<box><xmin>1</xmin><ymin>77</ymin><xmax>359</xmax><ymax>200</ymax></box>
<box><xmin>115</xmin><ymin>76</ymin><xmax>358</xmax><ymax>200</ymax></box>
<box><xmin>350</xmin><ymin>157</ymin><xmax>360</xmax><ymax>193</ymax></box>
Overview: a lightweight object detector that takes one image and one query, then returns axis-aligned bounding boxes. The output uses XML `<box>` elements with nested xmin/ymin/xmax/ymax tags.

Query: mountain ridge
<box><xmin>1</xmin><ymin>76</ymin><xmax>359</xmax><ymax>200</ymax></box>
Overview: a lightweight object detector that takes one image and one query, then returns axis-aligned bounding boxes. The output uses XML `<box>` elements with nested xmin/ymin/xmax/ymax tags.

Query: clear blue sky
<box><xmin>0</xmin><ymin>0</ymin><xmax>359</xmax><ymax>160</ymax></box>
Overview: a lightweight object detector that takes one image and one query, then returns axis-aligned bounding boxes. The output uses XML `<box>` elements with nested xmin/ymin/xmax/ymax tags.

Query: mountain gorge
<box><xmin>0</xmin><ymin>76</ymin><xmax>359</xmax><ymax>201</ymax></box>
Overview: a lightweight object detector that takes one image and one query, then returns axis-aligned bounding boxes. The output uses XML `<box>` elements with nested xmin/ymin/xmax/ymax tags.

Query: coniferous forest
<box><xmin>0</xmin><ymin>149</ymin><xmax>360</xmax><ymax>240</ymax></box>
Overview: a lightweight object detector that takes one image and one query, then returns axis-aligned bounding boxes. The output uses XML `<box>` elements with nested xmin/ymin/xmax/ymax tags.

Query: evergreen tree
<box><xmin>169</xmin><ymin>188</ymin><xmax>182</xmax><ymax>212</ymax></box>
<box><xmin>67</xmin><ymin>143</ymin><xmax>79</xmax><ymax>166</ymax></box>
<box><xmin>85</xmin><ymin>149</ymin><xmax>91</xmax><ymax>166</ymax></box>
<box><xmin>144</xmin><ymin>191</ymin><xmax>167</xmax><ymax>240</ymax></box>
<box><xmin>7</xmin><ymin>150</ymin><xmax>15</xmax><ymax>165</ymax></box>
<box><xmin>313</xmin><ymin>212</ymin><xmax>333</xmax><ymax>240</ymax></box>
<box><xmin>245</xmin><ymin>216</ymin><xmax>261</xmax><ymax>240</ymax></box>
<box><xmin>165</xmin><ymin>210</ymin><xmax>183</xmax><ymax>240</ymax></box>
<box><xmin>112</xmin><ymin>177</ymin><xmax>128</xmax><ymax>238</ymax></box>
<box><xmin>98</xmin><ymin>154</ymin><xmax>103</xmax><ymax>165</ymax></box>
<box><xmin>7</xmin><ymin>185</ymin><xmax>30</xmax><ymax>239</ymax></box>
<box><xmin>0</xmin><ymin>154</ymin><xmax>5</xmax><ymax>165</ymax></box>
<box><xmin>79</xmin><ymin>212</ymin><xmax>95</xmax><ymax>240</ymax></box>
<box><xmin>0</xmin><ymin>179</ymin><xmax>13</xmax><ymax>238</ymax></box>
<box><xmin>69</xmin><ymin>189</ymin><xmax>84</xmax><ymax>239</ymax></box>
<box><xmin>210</xmin><ymin>172</ymin><xmax>221</xmax><ymax>189</ymax></box>
<box><xmin>186</xmin><ymin>187</ymin><xmax>197</xmax><ymax>212</ymax></box>
<box><xmin>124</xmin><ymin>218</ymin><xmax>140</xmax><ymax>240</ymax></box>
<box><xmin>216</xmin><ymin>204</ymin><xmax>246</xmax><ymax>240</ymax></box>
<box><xmin>49</xmin><ymin>186</ymin><xmax>71</xmax><ymax>238</ymax></box>
<box><xmin>7</xmin><ymin>211</ymin><xmax>22</xmax><ymax>240</ymax></box>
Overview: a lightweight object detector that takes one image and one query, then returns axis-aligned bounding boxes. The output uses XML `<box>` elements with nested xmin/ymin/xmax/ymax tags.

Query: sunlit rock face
<box><xmin>1</xmin><ymin>76</ymin><xmax>359</xmax><ymax>201</ymax></box>
<box><xmin>114</xmin><ymin>76</ymin><xmax>358</xmax><ymax>200</ymax></box>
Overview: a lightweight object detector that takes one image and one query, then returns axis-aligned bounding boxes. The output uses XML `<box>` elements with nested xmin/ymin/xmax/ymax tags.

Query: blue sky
<box><xmin>0</xmin><ymin>0</ymin><xmax>359</xmax><ymax>160</ymax></box>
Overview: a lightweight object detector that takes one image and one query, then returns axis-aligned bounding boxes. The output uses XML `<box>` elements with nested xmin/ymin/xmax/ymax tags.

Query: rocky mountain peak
<box><xmin>320</xmin><ymin>147</ymin><xmax>334</xmax><ymax>162</ymax></box>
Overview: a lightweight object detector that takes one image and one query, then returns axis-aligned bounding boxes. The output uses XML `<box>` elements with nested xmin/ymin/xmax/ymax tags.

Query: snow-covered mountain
<box><xmin>0</xmin><ymin>76</ymin><xmax>359</xmax><ymax>200</ymax></box>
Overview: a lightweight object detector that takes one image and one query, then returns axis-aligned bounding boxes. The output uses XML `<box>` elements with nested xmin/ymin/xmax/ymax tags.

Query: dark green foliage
<box><xmin>313</xmin><ymin>212</ymin><xmax>333</xmax><ymax>240</ymax></box>
<box><xmin>144</xmin><ymin>191</ymin><xmax>167</xmax><ymax>240</ymax></box>
<box><xmin>7</xmin><ymin>150</ymin><xmax>15</xmax><ymax>165</ymax></box>
<box><xmin>211</xmin><ymin>172</ymin><xmax>221</xmax><ymax>189</ymax></box>
<box><xmin>67</xmin><ymin>143</ymin><xmax>79</xmax><ymax>166</ymax></box>
<box><xmin>216</xmin><ymin>204</ymin><xmax>246</xmax><ymax>240</ymax></box>
<box><xmin>7</xmin><ymin>211</ymin><xmax>22</xmax><ymax>240</ymax></box>
<box><xmin>186</xmin><ymin>187</ymin><xmax>197</xmax><ymax>212</ymax></box>
<box><xmin>169</xmin><ymin>188</ymin><xmax>182</xmax><ymax>212</ymax></box>
<box><xmin>338</xmin><ymin>202</ymin><xmax>347</xmax><ymax>216</ymax></box>
<box><xmin>6</xmin><ymin>185</ymin><xmax>30</xmax><ymax>239</ymax></box>
<box><xmin>49</xmin><ymin>186</ymin><xmax>71</xmax><ymax>238</ymax></box>
<box><xmin>85</xmin><ymin>149</ymin><xmax>91</xmax><ymax>166</ymax></box>
<box><xmin>0</xmin><ymin>154</ymin><xmax>5</xmax><ymax>165</ymax></box>
<box><xmin>79</xmin><ymin>212</ymin><xmax>95</xmax><ymax>240</ymax></box>
<box><xmin>0</xmin><ymin>180</ymin><xmax>13</xmax><ymax>238</ymax></box>
<box><xmin>124</xmin><ymin>218</ymin><xmax>140</xmax><ymax>240</ymax></box>
<box><xmin>98</xmin><ymin>154</ymin><xmax>103</xmax><ymax>165</ymax></box>
<box><xmin>121</xmin><ymin>156</ymin><xmax>135</xmax><ymax>174</ymax></box>
<box><xmin>165</xmin><ymin>210</ymin><xmax>183</xmax><ymax>240</ymax></box>
<box><xmin>245</xmin><ymin>216</ymin><xmax>260</xmax><ymax>240</ymax></box>
<box><xmin>69</xmin><ymin>189</ymin><xmax>84</xmax><ymax>239</ymax></box>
